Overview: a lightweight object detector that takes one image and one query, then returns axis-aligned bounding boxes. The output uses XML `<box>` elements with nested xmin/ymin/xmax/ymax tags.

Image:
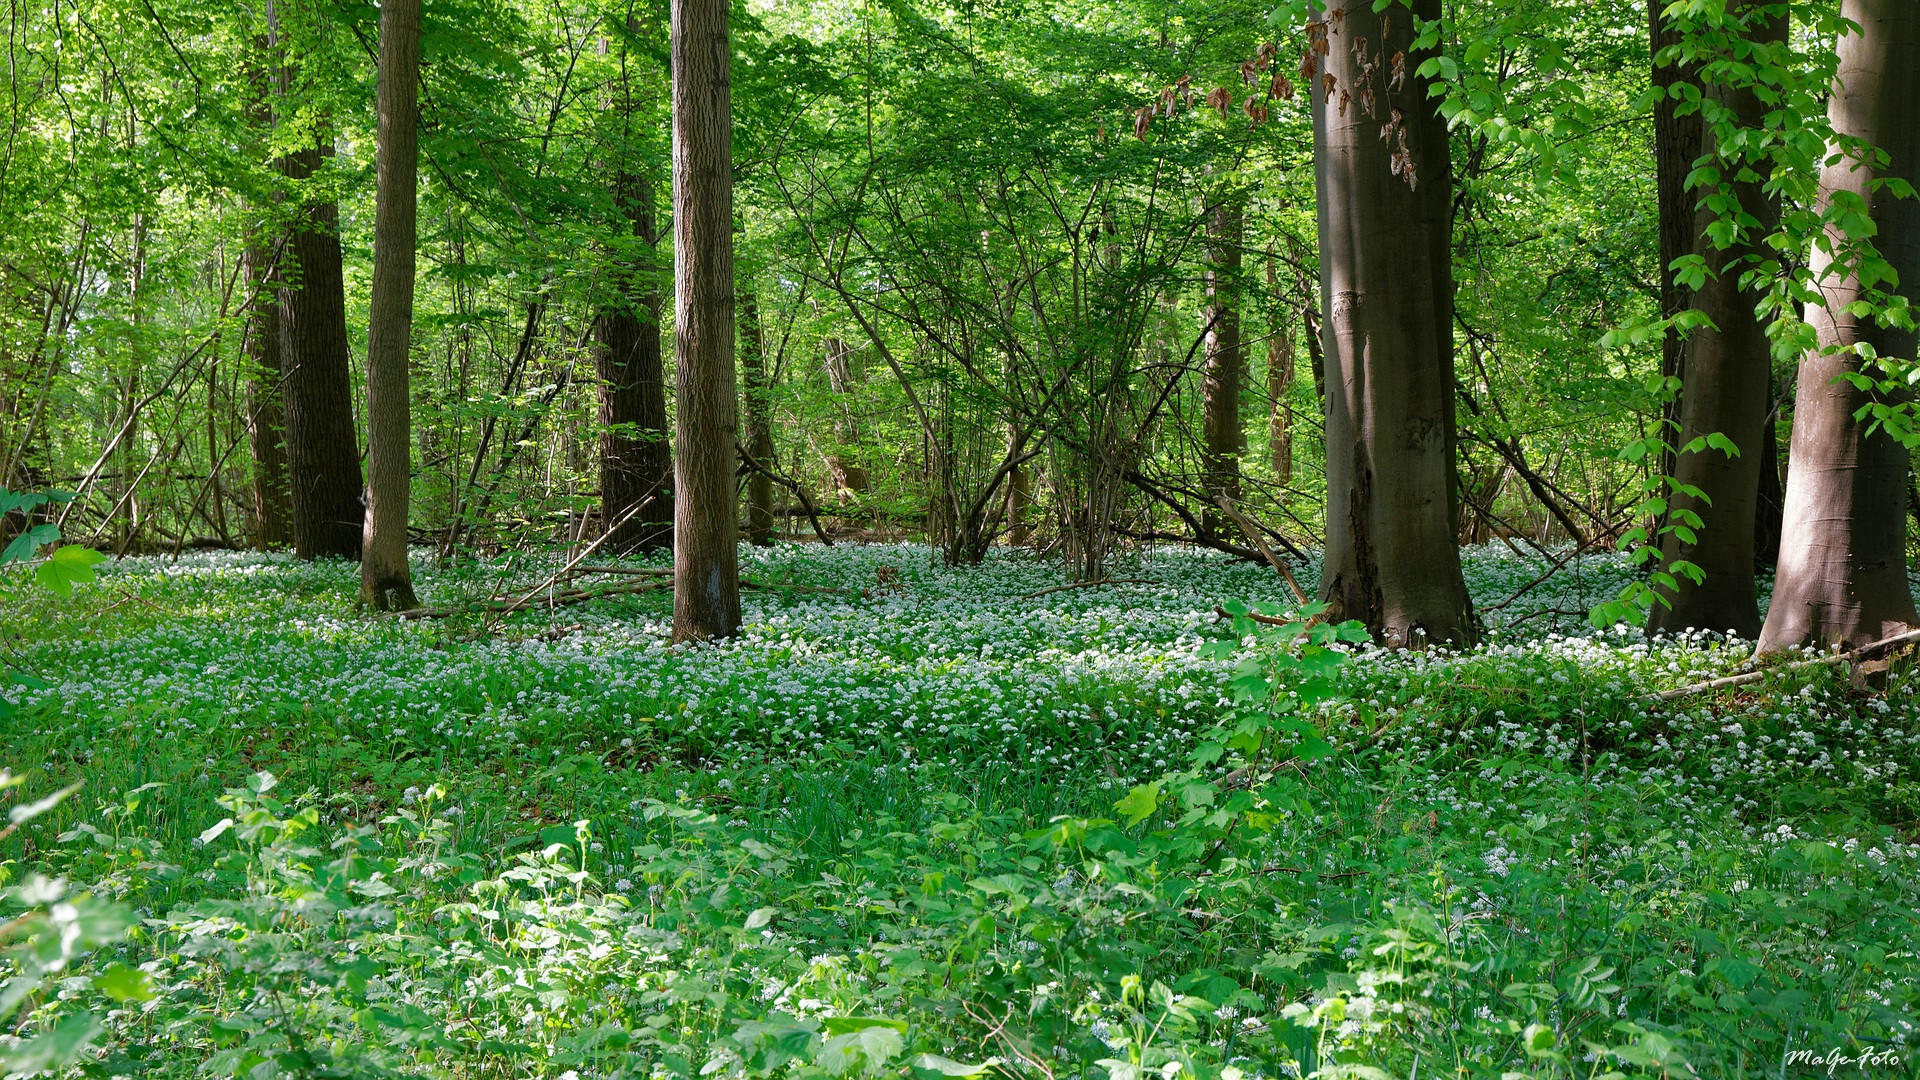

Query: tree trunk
<box><xmin>740</xmin><ymin>287</ymin><xmax>775</xmax><ymax>545</ymax></box>
<box><xmin>1754</xmin><ymin>395</ymin><xmax>1783</xmax><ymax>566</ymax></box>
<box><xmin>358</xmin><ymin>0</ymin><xmax>421</xmax><ymax>611</ymax></box>
<box><xmin>242</xmin><ymin>240</ymin><xmax>291</xmax><ymax>549</ymax></box>
<box><xmin>670</xmin><ymin>0</ymin><xmax>741</xmax><ymax>642</ymax></box>
<box><xmin>276</xmin><ymin>142</ymin><xmax>363</xmax><ymax>561</ymax></box>
<box><xmin>1309</xmin><ymin>0</ymin><xmax>1474</xmax><ymax>647</ymax></box>
<box><xmin>1265</xmin><ymin>252</ymin><xmax>1294</xmax><ymax>486</ymax></box>
<box><xmin>1647</xmin><ymin>1</ymin><xmax>1786</xmax><ymax>638</ymax></box>
<box><xmin>822</xmin><ymin>337</ymin><xmax>868</xmax><ymax>497</ymax></box>
<box><xmin>1649</xmin><ymin>0</ymin><xmax>1704</xmax><ymax>484</ymax></box>
<box><xmin>597</xmin><ymin>168</ymin><xmax>674</xmax><ymax>552</ymax></box>
<box><xmin>1201</xmin><ymin>198</ymin><xmax>1244</xmax><ymax>525</ymax></box>
<box><xmin>1756</xmin><ymin>0</ymin><xmax>1918</xmax><ymax>654</ymax></box>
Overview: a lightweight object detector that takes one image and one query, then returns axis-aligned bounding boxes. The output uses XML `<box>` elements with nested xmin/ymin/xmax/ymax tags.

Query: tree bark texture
<box><xmin>739</xmin><ymin>288</ymin><xmax>776</xmax><ymax>545</ymax></box>
<box><xmin>1757</xmin><ymin>0</ymin><xmax>1919</xmax><ymax>654</ymax></box>
<box><xmin>598</xmin><ymin>168</ymin><xmax>674</xmax><ymax>553</ymax></box>
<box><xmin>1648</xmin><ymin>1</ymin><xmax>1786</xmax><ymax>638</ymax></box>
<box><xmin>670</xmin><ymin>0</ymin><xmax>741</xmax><ymax>642</ymax></box>
<box><xmin>242</xmin><ymin>239</ymin><xmax>292</xmax><ymax>549</ymax></box>
<box><xmin>276</xmin><ymin>140</ymin><xmax>364</xmax><ymax>561</ymax></box>
<box><xmin>1201</xmin><ymin>198</ymin><xmax>1244</xmax><ymax>523</ymax></box>
<box><xmin>359</xmin><ymin>0</ymin><xmax>421</xmax><ymax>611</ymax></box>
<box><xmin>1310</xmin><ymin>0</ymin><xmax>1475</xmax><ymax>647</ymax></box>
<box><xmin>1649</xmin><ymin>0</ymin><xmax>1704</xmax><ymax>483</ymax></box>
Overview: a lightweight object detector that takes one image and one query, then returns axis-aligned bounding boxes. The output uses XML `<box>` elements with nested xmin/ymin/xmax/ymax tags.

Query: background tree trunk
<box><xmin>598</xmin><ymin>168</ymin><xmax>673</xmax><ymax>552</ymax></box>
<box><xmin>359</xmin><ymin>0</ymin><xmax>421</xmax><ymax>611</ymax></box>
<box><xmin>670</xmin><ymin>0</ymin><xmax>741</xmax><ymax>642</ymax></box>
<box><xmin>1310</xmin><ymin>0</ymin><xmax>1475</xmax><ymax>647</ymax></box>
<box><xmin>276</xmin><ymin>145</ymin><xmax>363</xmax><ymax>561</ymax></box>
<box><xmin>1756</xmin><ymin>0</ymin><xmax>1918</xmax><ymax>654</ymax></box>
<box><xmin>822</xmin><ymin>337</ymin><xmax>868</xmax><ymax>497</ymax></box>
<box><xmin>740</xmin><ymin>287</ymin><xmax>775</xmax><ymax>545</ymax></box>
<box><xmin>1200</xmin><ymin>198</ymin><xmax>1243</xmax><ymax>526</ymax></box>
<box><xmin>242</xmin><ymin>240</ymin><xmax>291</xmax><ymax>549</ymax></box>
<box><xmin>1648</xmin><ymin>1</ymin><xmax>1785</xmax><ymax>638</ymax></box>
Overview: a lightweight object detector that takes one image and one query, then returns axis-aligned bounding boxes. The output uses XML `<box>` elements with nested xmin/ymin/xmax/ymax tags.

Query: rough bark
<box><xmin>358</xmin><ymin>0</ymin><xmax>421</xmax><ymax>611</ymax></box>
<box><xmin>597</xmin><ymin>168</ymin><xmax>674</xmax><ymax>552</ymax></box>
<box><xmin>1756</xmin><ymin>0</ymin><xmax>1919</xmax><ymax>654</ymax></box>
<box><xmin>740</xmin><ymin>287</ymin><xmax>775</xmax><ymax>545</ymax></box>
<box><xmin>1310</xmin><ymin>0</ymin><xmax>1475</xmax><ymax>647</ymax></box>
<box><xmin>1648</xmin><ymin>1</ymin><xmax>1786</xmax><ymax>638</ymax></box>
<box><xmin>1201</xmin><ymin>198</ymin><xmax>1244</xmax><ymax>525</ymax></box>
<box><xmin>277</xmin><ymin>147</ymin><xmax>364</xmax><ymax>560</ymax></box>
<box><xmin>670</xmin><ymin>0</ymin><xmax>741</xmax><ymax>642</ymax></box>
<box><xmin>242</xmin><ymin>240</ymin><xmax>291</xmax><ymax>549</ymax></box>
<box><xmin>1754</xmin><ymin>396</ymin><xmax>1783</xmax><ymax>566</ymax></box>
<box><xmin>1649</xmin><ymin>0</ymin><xmax>1705</xmax><ymax>483</ymax></box>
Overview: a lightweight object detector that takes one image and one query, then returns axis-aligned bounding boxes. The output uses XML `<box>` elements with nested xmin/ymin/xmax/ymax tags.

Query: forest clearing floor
<box><xmin>3</xmin><ymin>543</ymin><xmax>1918</xmax><ymax>1078</ymax></box>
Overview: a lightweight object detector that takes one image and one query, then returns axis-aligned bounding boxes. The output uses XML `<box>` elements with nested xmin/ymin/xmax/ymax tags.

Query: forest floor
<box><xmin>2</xmin><ymin>544</ymin><xmax>1918</xmax><ymax>1079</ymax></box>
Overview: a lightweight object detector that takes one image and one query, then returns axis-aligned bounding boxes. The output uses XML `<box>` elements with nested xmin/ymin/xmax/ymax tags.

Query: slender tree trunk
<box><xmin>822</xmin><ymin>337</ymin><xmax>868</xmax><ymax>497</ymax></box>
<box><xmin>243</xmin><ymin>241</ymin><xmax>291</xmax><ymax>548</ymax></box>
<box><xmin>1201</xmin><ymin>198</ymin><xmax>1244</xmax><ymax>526</ymax></box>
<box><xmin>597</xmin><ymin>167</ymin><xmax>673</xmax><ymax>552</ymax></box>
<box><xmin>1309</xmin><ymin>0</ymin><xmax>1474</xmax><ymax>647</ymax></box>
<box><xmin>1649</xmin><ymin>0</ymin><xmax>1704</xmax><ymax>485</ymax></box>
<box><xmin>670</xmin><ymin>0</ymin><xmax>741</xmax><ymax>642</ymax></box>
<box><xmin>1648</xmin><ymin>2</ymin><xmax>1786</xmax><ymax>637</ymax></box>
<box><xmin>1005</xmin><ymin>421</ymin><xmax>1031</xmax><ymax>546</ymax></box>
<box><xmin>1265</xmin><ymin>253</ymin><xmax>1293</xmax><ymax>485</ymax></box>
<box><xmin>1756</xmin><ymin>0</ymin><xmax>1918</xmax><ymax>654</ymax></box>
<box><xmin>740</xmin><ymin>287</ymin><xmax>775</xmax><ymax>545</ymax></box>
<box><xmin>358</xmin><ymin>0</ymin><xmax>421</xmax><ymax>610</ymax></box>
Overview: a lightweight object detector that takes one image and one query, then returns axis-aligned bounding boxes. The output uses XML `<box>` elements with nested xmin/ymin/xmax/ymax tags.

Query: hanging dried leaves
<box><xmin>1269</xmin><ymin>70</ymin><xmax>1295</xmax><ymax>101</ymax></box>
<box><xmin>1205</xmin><ymin>86</ymin><xmax>1234</xmax><ymax>118</ymax></box>
<box><xmin>1243</xmin><ymin>96</ymin><xmax>1269</xmax><ymax>128</ymax></box>
<box><xmin>1133</xmin><ymin>106</ymin><xmax>1152</xmax><ymax>141</ymax></box>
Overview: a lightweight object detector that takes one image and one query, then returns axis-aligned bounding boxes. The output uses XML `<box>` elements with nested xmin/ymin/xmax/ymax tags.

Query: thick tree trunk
<box><xmin>1201</xmin><ymin>198</ymin><xmax>1244</xmax><ymax>524</ymax></box>
<box><xmin>1649</xmin><ymin>0</ymin><xmax>1704</xmax><ymax>484</ymax></box>
<box><xmin>358</xmin><ymin>0</ymin><xmax>421</xmax><ymax>611</ymax></box>
<box><xmin>277</xmin><ymin>141</ymin><xmax>364</xmax><ymax>561</ymax></box>
<box><xmin>670</xmin><ymin>0</ymin><xmax>741</xmax><ymax>642</ymax></box>
<box><xmin>598</xmin><ymin>168</ymin><xmax>673</xmax><ymax>552</ymax></box>
<box><xmin>1756</xmin><ymin>0</ymin><xmax>1919</xmax><ymax>654</ymax></box>
<box><xmin>242</xmin><ymin>240</ymin><xmax>291</xmax><ymax>549</ymax></box>
<box><xmin>1310</xmin><ymin>0</ymin><xmax>1474</xmax><ymax>647</ymax></box>
<box><xmin>270</xmin><ymin>0</ymin><xmax>362</xmax><ymax>561</ymax></box>
<box><xmin>1648</xmin><ymin>2</ymin><xmax>1785</xmax><ymax>638</ymax></box>
<box><xmin>740</xmin><ymin>287</ymin><xmax>775</xmax><ymax>546</ymax></box>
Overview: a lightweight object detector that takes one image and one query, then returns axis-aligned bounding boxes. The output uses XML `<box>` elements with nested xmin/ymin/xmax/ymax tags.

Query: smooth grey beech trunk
<box><xmin>1756</xmin><ymin>0</ymin><xmax>1919</xmax><ymax>654</ymax></box>
<box><xmin>1648</xmin><ymin>2</ymin><xmax>1786</xmax><ymax>638</ymax></box>
<box><xmin>740</xmin><ymin>288</ymin><xmax>776</xmax><ymax>546</ymax></box>
<box><xmin>1310</xmin><ymin>0</ymin><xmax>1474</xmax><ymax>647</ymax></box>
<box><xmin>1201</xmin><ymin>199</ymin><xmax>1244</xmax><ymax>526</ymax></box>
<box><xmin>597</xmin><ymin>167</ymin><xmax>673</xmax><ymax>553</ymax></box>
<box><xmin>359</xmin><ymin>0</ymin><xmax>421</xmax><ymax>611</ymax></box>
<box><xmin>670</xmin><ymin>0</ymin><xmax>741</xmax><ymax>642</ymax></box>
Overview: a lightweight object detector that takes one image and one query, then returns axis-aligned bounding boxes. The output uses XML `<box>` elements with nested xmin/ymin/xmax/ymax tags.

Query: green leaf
<box><xmin>1114</xmin><ymin>781</ymin><xmax>1161</xmax><ymax>827</ymax></box>
<box><xmin>93</xmin><ymin>964</ymin><xmax>157</xmax><ymax>1003</ymax></box>
<box><xmin>33</xmin><ymin>544</ymin><xmax>104</xmax><ymax>596</ymax></box>
<box><xmin>744</xmin><ymin>907</ymin><xmax>776</xmax><ymax>931</ymax></box>
<box><xmin>910</xmin><ymin>1055</ymin><xmax>1003</xmax><ymax>1078</ymax></box>
<box><xmin>1</xmin><ymin>524</ymin><xmax>60</xmax><ymax>566</ymax></box>
<box><xmin>0</xmin><ymin>1012</ymin><xmax>105</xmax><ymax>1074</ymax></box>
<box><xmin>8</xmin><ymin>781</ymin><xmax>81</xmax><ymax>825</ymax></box>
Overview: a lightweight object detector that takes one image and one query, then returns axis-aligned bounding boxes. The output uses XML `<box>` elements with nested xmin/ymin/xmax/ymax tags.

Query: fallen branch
<box><xmin>1212</xmin><ymin>495</ymin><xmax>1310</xmax><ymax>605</ymax></box>
<box><xmin>1018</xmin><ymin>578</ymin><xmax>1157</xmax><ymax>601</ymax></box>
<box><xmin>569</xmin><ymin>566</ymin><xmax>674</xmax><ymax>578</ymax></box>
<box><xmin>738</xmin><ymin>441</ymin><xmax>833</xmax><ymax>546</ymax></box>
<box><xmin>1655</xmin><ymin>627</ymin><xmax>1920</xmax><ymax>701</ymax></box>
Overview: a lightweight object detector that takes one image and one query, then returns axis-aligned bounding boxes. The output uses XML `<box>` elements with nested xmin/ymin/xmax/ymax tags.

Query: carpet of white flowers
<box><xmin>3</xmin><ymin>543</ymin><xmax>1918</xmax><ymax>1080</ymax></box>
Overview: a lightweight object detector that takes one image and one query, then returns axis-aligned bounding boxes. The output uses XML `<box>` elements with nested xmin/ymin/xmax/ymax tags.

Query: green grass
<box><xmin>2</xmin><ymin>544</ymin><xmax>1917</xmax><ymax>1079</ymax></box>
